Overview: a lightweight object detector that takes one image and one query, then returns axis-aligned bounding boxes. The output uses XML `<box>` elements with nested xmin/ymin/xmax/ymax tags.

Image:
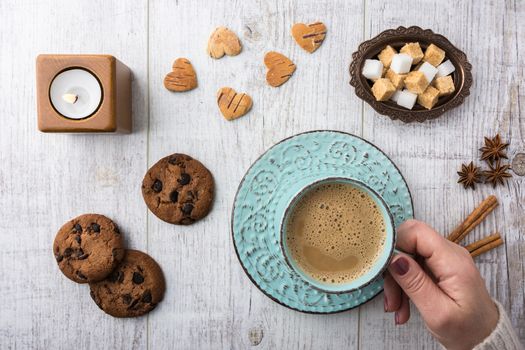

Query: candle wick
<box><xmin>62</xmin><ymin>93</ymin><xmax>78</xmax><ymax>104</ymax></box>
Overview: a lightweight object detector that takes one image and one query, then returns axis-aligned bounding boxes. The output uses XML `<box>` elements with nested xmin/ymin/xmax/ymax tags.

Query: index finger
<box><xmin>395</xmin><ymin>219</ymin><xmax>450</xmax><ymax>259</ymax></box>
<box><xmin>394</xmin><ymin>219</ymin><xmax>479</xmax><ymax>299</ymax></box>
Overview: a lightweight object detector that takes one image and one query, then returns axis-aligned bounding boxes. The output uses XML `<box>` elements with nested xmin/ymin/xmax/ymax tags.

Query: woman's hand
<box><xmin>383</xmin><ymin>219</ymin><xmax>499</xmax><ymax>350</ymax></box>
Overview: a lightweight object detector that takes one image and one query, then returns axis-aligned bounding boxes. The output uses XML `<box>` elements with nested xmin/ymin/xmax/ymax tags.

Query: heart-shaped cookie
<box><xmin>264</xmin><ymin>51</ymin><xmax>296</xmax><ymax>87</ymax></box>
<box><xmin>291</xmin><ymin>22</ymin><xmax>327</xmax><ymax>53</ymax></box>
<box><xmin>217</xmin><ymin>87</ymin><xmax>252</xmax><ymax>121</ymax></box>
<box><xmin>164</xmin><ymin>58</ymin><xmax>197</xmax><ymax>92</ymax></box>
<box><xmin>207</xmin><ymin>27</ymin><xmax>242</xmax><ymax>59</ymax></box>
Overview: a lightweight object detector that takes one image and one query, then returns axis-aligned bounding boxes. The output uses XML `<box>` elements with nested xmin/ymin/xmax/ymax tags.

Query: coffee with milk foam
<box><xmin>286</xmin><ymin>182</ymin><xmax>386</xmax><ymax>285</ymax></box>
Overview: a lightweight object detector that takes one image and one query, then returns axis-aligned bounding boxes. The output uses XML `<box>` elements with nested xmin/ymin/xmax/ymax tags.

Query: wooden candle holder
<box><xmin>36</xmin><ymin>54</ymin><xmax>132</xmax><ymax>133</ymax></box>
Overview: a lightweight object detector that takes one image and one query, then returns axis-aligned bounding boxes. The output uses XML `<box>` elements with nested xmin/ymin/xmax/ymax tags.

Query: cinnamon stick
<box><xmin>453</xmin><ymin>200</ymin><xmax>498</xmax><ymax>243</ymax></box>
<box><xmin>447</xmin><ymin>195</ymin><xmax>498</xmax><ymax>243</ymax></box>
<box><xmin>465</xmin><ymin>232</ymin><xmax>501</xmax><ymax>253</ymax></box>
<box><xmin>470</xmin><ymin>237</ymin><xmax>504</xmax><ymax>258</ymax></box>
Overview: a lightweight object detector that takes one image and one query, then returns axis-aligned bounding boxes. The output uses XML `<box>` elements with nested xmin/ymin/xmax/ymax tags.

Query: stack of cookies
<box><xmin>53</xmin><ymin>214</ymin><xmax>165</xmax><ymax>318</ymax></box>
<box><xmin>53</xmin><ymin>153</ymin><xmax>215</xmax><ymax>317</ymax></box>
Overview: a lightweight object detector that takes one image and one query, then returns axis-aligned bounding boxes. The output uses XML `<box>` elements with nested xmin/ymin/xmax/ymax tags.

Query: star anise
<box><xmin>479</xmin><ymin>134</ymin><xmax>509</xmax><ymax>163</ymax></box>
<box><xmin>457</xmin><ymin>162</ymin><xmax>483</xmax><ymax>190</ymax></box>
<box><xmin>483</xmin><ymin>160</ymin><xmax>512</xmax><ymax>187</ymax></box>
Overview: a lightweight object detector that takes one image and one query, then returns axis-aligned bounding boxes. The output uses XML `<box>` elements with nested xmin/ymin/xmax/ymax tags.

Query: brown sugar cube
<box><xmin>424</xmin><ymin>44</ymin><xmax>446</xmax><ymax>67</ymax></box>
<box><xmin>404</xmin><ymin>71</ymin><xmax>429</xmax><ymax>94</ymax></box>
<box><xmin>385</xmin><ymin>69</ymin><xmax>407</xmax><ymax>90</ymax></box>
<box><xmin>378</xmin><ymin>45</ymin><xmax>397</xmax><ymax>68</ymax></box>
<box><xmin>433</xmin><ymin>75</ymin><xmax>455</xmax><ymax>96</ymax></box>
<box><xmin>417</xmin><ymin>85</ymin><xmax>440</xmax><ymax>109</ymax></box>
<box><xmin>400</xmin><ymin>42</ymin><xmax>424</xmax><ymax>64</ymax></box>
<box><xmin>371</xmin><ymin>78</ymin><xmax>396</xmax><ymax>101</ymax></box>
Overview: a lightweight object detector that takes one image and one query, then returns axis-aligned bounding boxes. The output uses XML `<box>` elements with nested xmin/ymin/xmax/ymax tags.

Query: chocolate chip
<box><xmin>168</xmin><ymin>156</ymin><xmax>177</xmax><ymax>165</ymax></box>
<box><xmin>75</xmin><ymin>235</ymin><xmax>81</xmax><ymax>244</ymax></box>
<box><xmin>122</xmin><ymin>294</ymin><xmax>132</xmax><ymax>305</ymax></box>
<box><xmin>90</xmin><ymin>290</ymin><xmax>102</xmax><ymax>309</ymax></box>
<box><xmin>132</xmin><ymin>272</ymin><xmax>144</xmax><ymax>284</ymax></box>
<box><xmin>107</xmin><ymin>270</ymin><xmax>123</xmax><ymax>283</ymax></box>
<box><xmin>76</xmin><ymin>271</ymin><xmax>87</xmax><ymax>280</ymax></box>
<box><xmin>73</xmin><ymin>223</ymin><xmax>82</xmax><ymax>233</ymax></box>
<box><xmin>114</xmin><ymin>224</ymin><xmax>120</xmax><ymax>234</ymax></box>
<box><xmin>169</xmin><ymin>190</ymin><xmax>179</xmax><ymax>203</ymax></box>
<box><xmin>63</xmin><ymin>248</ymin><xmax>73</xmax><ymax>257</ymax></box>
<box><xmin>152</xmin><ymin>179</ymin><xmax>163</xmax><ymax>193</ymax></box>
<box><xmin>128</xmin><ymin>298</ymin><xmax>140</xmax><ymax>309</ymax></box>
<box><xmin>141</xmin><ymin>290</ymin><xmax>152</xmax><ymax>303</ymax></box>
<box><xmin>55</xmin><ymin>254</ymin><xmax>63</xmax><ymax>263</ymax></box>
<box><xmin>91</xmin><ymin>223</ymin><xmax>100</xmax><ymax>233</ymax></box>
<box><xmin>181</xmin><ymin>203</ymin><xmax>194</xmax><ymax>215</ymax></box>
<box><xmin>77</xmin><ymin>249</ymin><xmax>89</xmax><ymax>260</ymax></box>
<box><xmin>178</xmin><ymin>173</ymin><xmax>191</xmax><ymax>185</ymax></box>
<box><xmin>180</xmin><ymin>217</ymin><xmax>195</xmax><ymax>225</ymax></box>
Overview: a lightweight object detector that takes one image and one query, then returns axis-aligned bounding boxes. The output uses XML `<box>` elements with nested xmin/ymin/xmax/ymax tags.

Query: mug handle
<box><xmin>393</xmin><ymin>248</ymin><xmax>415</xmax><ymax>258</ymax></box>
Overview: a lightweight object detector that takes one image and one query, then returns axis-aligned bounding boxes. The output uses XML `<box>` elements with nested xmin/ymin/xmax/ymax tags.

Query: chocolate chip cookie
<box><xmin>53</xmin><ymin>214</ymin><xmax>125</xmax><ymax>283</ymax></box>
<box><xmin>89</xmin><ymin>249</ymin><xmax>165</xmax><ymax>318</ymax></box>
<box><xmin>142</xmin><ymin>153</ymin><xmax>214</xmax><ymax>224</ymax></box>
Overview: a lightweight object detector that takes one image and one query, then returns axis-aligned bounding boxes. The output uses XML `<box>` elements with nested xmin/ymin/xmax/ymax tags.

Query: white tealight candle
<box><xmin>49</xmin><ymin>68</ymin><xmax>102</xmax><ymax>119</ymax></box>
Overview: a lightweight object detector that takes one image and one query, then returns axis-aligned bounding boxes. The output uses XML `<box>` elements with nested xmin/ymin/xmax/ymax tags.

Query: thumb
<box><xmin>388</xmin><ymin>255</ymin><xmax>451</xmax><ymax>317</ymax></box>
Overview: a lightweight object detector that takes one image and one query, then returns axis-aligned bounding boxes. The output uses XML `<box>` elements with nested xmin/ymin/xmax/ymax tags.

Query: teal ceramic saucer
<box><xmin>231</xmin><ymin>130</ymin><xmax>414</xmax><ymax>313</ymax></box>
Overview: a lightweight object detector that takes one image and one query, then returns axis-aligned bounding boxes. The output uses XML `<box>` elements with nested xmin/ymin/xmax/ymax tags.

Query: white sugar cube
<box><xmin>390</xmin><ymin>90</ymin><xmax>402</xmax><ymax>103</ymax></box>
<box><xmin>418</xmin><ymin>62</ymin><xmax>438</xmax><ymax>83</ymax></box>
<box><xmin>362</xmin><ymin>59</ymin><xmax>384</xmax><ymax>80</ymax></box>
<box><xmin>396</xmin><ymin>89</ymin><xmax>418</xmax><ymax>110</ymax></box>
<box><xmin>436</xmin><ymin>60</ymin><xmax>456</xmax><ymax>77</ymax></box>
<box><xmin>390</xmin><ymin>53</ymin><xmax>413</xmax><ymax>74</ymax></box>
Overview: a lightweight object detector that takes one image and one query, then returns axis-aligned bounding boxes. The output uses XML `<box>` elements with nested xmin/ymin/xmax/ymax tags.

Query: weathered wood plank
<box><xmin>360</xmin><ymin>0</ymin><xmax>524</xmax><ymax>348</ymax></box>
<box><xmin>0</xmin><ymin>1</ymin><xmax>149</xmax><ymax>349</ymax></box>
<box><xmin>147</xmin><ymin>0</ymin><xmax>363</xmax><ymax>348</ymax></box>
<box><xmin>503</xmin><ymin>0</ymin><xmax>525</xmax><ymax>343</ymax></box>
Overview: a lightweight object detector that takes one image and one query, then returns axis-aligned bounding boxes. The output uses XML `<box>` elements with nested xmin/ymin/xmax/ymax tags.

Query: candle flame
<box><xmin>62</xmin><ymin>93</ymin><xmax>78</xmax><ymax>104</ymax></box>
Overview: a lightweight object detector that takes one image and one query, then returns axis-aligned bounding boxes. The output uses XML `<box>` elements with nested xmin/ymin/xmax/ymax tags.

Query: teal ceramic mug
<box><xmin>280</xmin><ymin>177</ymin><xmax>396</xmax><ymax>294</ymax></box>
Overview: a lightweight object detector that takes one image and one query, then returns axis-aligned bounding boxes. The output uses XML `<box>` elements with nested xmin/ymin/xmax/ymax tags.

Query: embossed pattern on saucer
<box><xmin>231</xmin><ymin>130</ymin><xmax>414</xmax><ymax>313</ymax></box>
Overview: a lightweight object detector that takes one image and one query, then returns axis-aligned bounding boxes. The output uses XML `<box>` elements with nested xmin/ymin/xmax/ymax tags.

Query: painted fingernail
<box><xmin>391</xmin><ymin>257</ymin><xmax>409</xmax><ymax>276</ymax></box>
<box><xmin>384</xmin><ymin>295</ymin><xmax>388</xmax><ymax>312</ymax></box>
<box><xmin>395</xmin><ymin>312</ymin><xmax>400</xmax><ymax>325</ymax></box>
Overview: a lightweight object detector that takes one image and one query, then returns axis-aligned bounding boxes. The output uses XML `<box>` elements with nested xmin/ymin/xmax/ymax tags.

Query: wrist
<box><xmin>438</xmin><ymin>300</ymin><xmax>499</xmax><ymax>350</ymax></box>
<box><xmin>476</xmin><ymin>300</ymin><xmax>500</xmax><ymax>343</ymax></box>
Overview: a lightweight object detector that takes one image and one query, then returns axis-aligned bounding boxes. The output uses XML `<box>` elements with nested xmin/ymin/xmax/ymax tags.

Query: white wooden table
<box><xmin>1</xmin><ymin>1</ymin><xmax>523</xmax><ymax>349</ymax></box>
